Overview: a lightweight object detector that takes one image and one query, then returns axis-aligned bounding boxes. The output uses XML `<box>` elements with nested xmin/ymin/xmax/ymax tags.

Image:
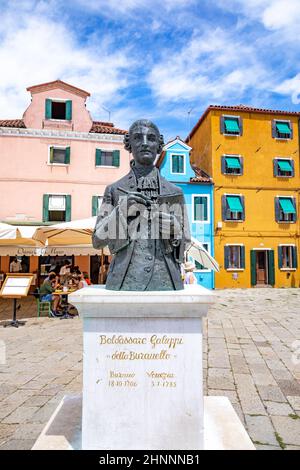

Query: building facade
<box><xmin>157</xmin><ymin>138</ymin><xmax>214</xmax><ymax>289</ymax></box>
<box><xmin>0</xmin><ymin>80</ymin><xmax>130</xmax><ymax>282</ymax></box>
<box><xmin>187</xmin><ymin>105</ymin><xmax>300</xmax><ymax>288</ymax></box>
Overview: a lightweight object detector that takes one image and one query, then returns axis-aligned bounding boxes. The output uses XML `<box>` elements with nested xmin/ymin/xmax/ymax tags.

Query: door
<box><xmin>256</xmin><ymin>251</ymin><xmax>267</xmax><ymax>285</ymax></box>
<box><xmin>251</xmin><ymin>250</ymin><xmax>275</xmax><ymax>286</ymax></box>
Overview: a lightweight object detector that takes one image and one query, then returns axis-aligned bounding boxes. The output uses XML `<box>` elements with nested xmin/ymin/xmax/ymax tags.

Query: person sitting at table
<box><xmin>78</xmin><ymin>272</ymin><xmax>89</xmax><ymax>289</ymax></box>
<box><xmin>39</xmin><ymin>273</ymin><xmax>61</xmax><ymax>314</ymax></box>
<box><xmin>83</xmin><ymin>272</ymin><xmax>92</xmax><ymax>285</ymax></box>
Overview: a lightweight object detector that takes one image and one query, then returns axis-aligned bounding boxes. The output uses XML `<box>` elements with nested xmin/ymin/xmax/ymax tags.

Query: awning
<box><xmin>224</xmin><ymin>118</ymin><xmax>240</xmax><ymax>133</ymax></box>
<box><xmin>226</xmin><ymin>196</ymin><xmax>243</xmax><ymax>212</ymax></box>
<box><xmin>279</xmin><ymin>198</ymin><xmax>295</xmax><ymax>214</ymax></box>
<box><xmin>276</xmin><ymin>122</ymin><xmax>291</xmax><ymax>135</ymax></box>
<box><xmin>0</xmin><ymin>245</ymin><xmax>110</xmax><ymax>256</ymax></box>
<box><xmin>225</xmin><ymin>157</ymin><xmax>241</xmax><ymax>169</ymax></box>
<box><xmin>278</xmin><ymin>160</ymin><xmax>292</xmax><ymax>172</ymax></box>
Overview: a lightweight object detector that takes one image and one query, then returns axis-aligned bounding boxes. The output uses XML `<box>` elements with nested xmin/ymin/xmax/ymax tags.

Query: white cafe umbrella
<box><xmin>186</xmin><ymin>237</ymin><xmax>219</xmax><ymax>272</ymax></box>
<box><xmin>32</xmin><ymin>217</ymin><xmax>110</xmax><ymax>255</ymax></box>
<box><xmin>0</xmin><ymin>222</ymin><xmax>20</xmax><ymax>240</ymax></box>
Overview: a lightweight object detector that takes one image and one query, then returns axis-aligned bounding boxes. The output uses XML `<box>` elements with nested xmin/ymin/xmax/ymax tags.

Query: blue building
<box><xmin>157</xmin><ymin>137</ymin><xmax>214</xmax><ymax>289</ymax></box>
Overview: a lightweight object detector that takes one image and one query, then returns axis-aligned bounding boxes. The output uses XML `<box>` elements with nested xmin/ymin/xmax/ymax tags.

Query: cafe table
<box><xmin>53</xmin><ymin>288</ymin><xmax>78</xmax><ymax>319</ymax></box>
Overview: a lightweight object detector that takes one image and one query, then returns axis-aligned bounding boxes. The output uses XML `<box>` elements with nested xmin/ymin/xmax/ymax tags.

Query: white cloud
<box><xmin>273</xmin><ymin>74</ymin><xmax>300</xmax><ymax>104</ymax></box>
<box><xmin>0</xmin><ymin>3</ymin><xmax>134</xmax><ymax>119</ymax></box>
<box><xmin>147</xmin><ymin>28</ymin><xmax>269</xmax><ymax>104</ymax></box>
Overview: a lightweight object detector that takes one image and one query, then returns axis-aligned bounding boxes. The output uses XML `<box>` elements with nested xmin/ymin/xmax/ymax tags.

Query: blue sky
<box><xmin>1</xmin><ymin>0</ymin><xmax>300</xmax><ymax>140</ymax></box>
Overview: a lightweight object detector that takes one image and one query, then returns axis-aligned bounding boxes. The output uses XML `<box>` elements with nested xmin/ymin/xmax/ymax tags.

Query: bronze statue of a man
<box><xmin>92</xmin><ymin>119</ymin><xmax>190</xmax><ymax>291</ymax></box>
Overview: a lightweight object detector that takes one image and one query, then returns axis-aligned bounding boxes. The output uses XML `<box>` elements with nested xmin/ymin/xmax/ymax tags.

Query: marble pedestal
<box><xmin>68</xmin><ymin>285</ymin><xmax>214</xmax><ymax>450</ymax></box>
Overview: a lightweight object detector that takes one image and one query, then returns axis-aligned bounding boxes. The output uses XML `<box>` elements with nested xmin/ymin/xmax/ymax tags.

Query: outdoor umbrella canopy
<box><xmin>186</xmin><ymin>237</ymin><xmax>220</xmax><ymax>272</ymax></box>
<box><xmin>0</xmin><ymin>222</ymin><xmax>21</xmax><ymax>240</ymax></box>
<box><xmin>0</xmin><ymin>224</ymin><xmax>43</xmax><ymax>246</ymax></box>
<box><xmin>33</xmin><ymin>217</ymin><xmax>97</xmax><ymax>246</ymax></box>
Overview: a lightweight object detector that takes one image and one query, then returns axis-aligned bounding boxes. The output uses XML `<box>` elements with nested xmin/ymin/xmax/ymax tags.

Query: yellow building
<box><xmin>187</xmin><ymin>105</ymin><xmax>300</xmax><ymax>288</ymax></box>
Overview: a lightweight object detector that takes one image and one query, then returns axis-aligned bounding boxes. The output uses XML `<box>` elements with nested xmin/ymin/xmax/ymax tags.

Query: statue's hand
<box><xmin>153</xmin><ymin>211</ymin><xmax>182</xmax><ymax>237</ymax></box>
<box><xmin>127</xmin><ymin>192</ymin><xmax>151</xmax><ymax>207</ymax></box>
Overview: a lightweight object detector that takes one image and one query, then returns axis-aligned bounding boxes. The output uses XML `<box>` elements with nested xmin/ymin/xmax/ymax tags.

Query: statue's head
<box><xmin>124</xmin><ymin>119</ymin><xmax>164</xmax><ymax>166</ymax></box>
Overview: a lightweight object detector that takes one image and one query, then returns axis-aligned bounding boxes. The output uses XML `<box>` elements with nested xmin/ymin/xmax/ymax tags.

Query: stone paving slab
<box><xmin>0</xmin><ymin>288</ymin><xmax>300</xmax><ymax>450</ymax></box>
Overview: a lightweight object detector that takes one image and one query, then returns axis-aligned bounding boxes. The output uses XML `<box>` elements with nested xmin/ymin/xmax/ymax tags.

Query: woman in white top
<box><xmin>183</xmin><ymin>261</ymin><xmax>197</xmax><ymax>285</ymax></box>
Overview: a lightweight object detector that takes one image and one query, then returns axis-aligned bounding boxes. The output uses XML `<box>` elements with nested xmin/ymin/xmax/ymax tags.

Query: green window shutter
<box><xmin>65</xmin><ymin>100</ymin><xmax>72</xmax><ymax>120</ymax></box>
<box><xmin>268</xmin><ymin>250</ymin><xmax>275</xmax><ymax>286</ymax></box>
<box><xmin>172</xmin><ymin>155</ymin><xmax>179</xmax><ymax>173</ymax></box>
<box><xmin>225</xmin><ymin>157</ymin><xmax>241</xmax><ymax>169</ymax></box>
<box><xmin>50</xmin><ymin>147</ymin><xmax>54</xmax><ymax>163</ymax></box>
<box><xmin>92</xmin><ymin>196</ymin><xmax>98</xmax><ymax>216</ymax></box>
<box><xmin>276</xmin><ymin>122</ymin><xmax>291</xmax><ymax>135</ymax></box>
<box><xmin>43</xmin><ymin>194</ymin><xmax>49</xmax><ymax>222</ymax></box>
<box><xmin>224</xmin><ymin>118</ymin><xmax>240</xmax><ymax>133</ymax></box>
<box><xmin>179</xmin><ymin>155</ymin><xmax>184</xmax><ymax>173</ymax></box>
<box><xmin>45</xmin><ymin>99</ymin><xmax>52</xmax><ymax>119</ymax></box>
<box><xmin>112</xmin><ymin>150</ymin><xmax>120</xmax><ymax>167</ymax></box>
<box><xmin>240</xmin><ymin>246</ymin><xmax>245</xmax><ymax>269</ymax></box>
<box><xmin>65</xmin><ymin>147</ymin><xmax>70</xmax><ymax>164</ymax></box>
<box><xmin>65</xmin><ymin>195</ymin><xmax>71</xmax><ymax>221</ymax></box>
<box><xmin>95</xmin><ymin>149</ymin><xmax>102</xmax><ymax>166</ymax></box>
<box><xmin>250</xmin><ymin>251</ymin><xmax>256</xmax><ymax>286</ymax></box>
<box><xmin>292</xmin><ymin>246</ymin><xmax>298</xmax><ymax>269</ymax></box>
<box><xmin>279</xmin><ymin>198</ymin><xmax>296</xmax><ymax>214</ymax></box>
<box><xmin>226</xmin><ymin>195</ymin><xmax>243</xmax><ymax>212</ymax></box>
<box><xmin>278</xmin><ymin>160</ymin><xmax>293</xmax><ymax>172</ymax></box>
<box><xmin>278</xmin><ymin>246</ymin><xmax>283</xmax><ymax>269</ymax></box>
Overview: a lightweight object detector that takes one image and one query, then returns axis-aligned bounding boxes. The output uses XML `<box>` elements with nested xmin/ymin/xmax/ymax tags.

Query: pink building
<box><xmin>0</xmin><ymin>80</ymin><xmax>130</xmax><ymax>283</ymax></box>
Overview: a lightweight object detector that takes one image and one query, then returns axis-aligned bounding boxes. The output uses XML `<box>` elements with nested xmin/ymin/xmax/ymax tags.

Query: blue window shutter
<box><xmin>221</xmin><ymin>156</ymin><xmax>226</xmax><ymax>174</ymax></box>
<box><xmin>240</xmin><ymin>157</ymin><xmax>244</xmax><ymax>175</ymax></box>
<box><xmin>291</xmin><ymin>160</ymin><xmax>295</xmax><ymax>177</ymax></box>
<box><xmin>240</xmin><ymin>246</ymin><xmax>245</xmax><ymax>269</ymax></box>
<box><xmin>241</xmin><ymin>195</ymin><xmax>245</xmax><ymax>221</ymax></box>
<box><xmin>278</xmin><ymin>246</ymin><xmax>283</xmax><ymax>268</ymax></box>
<box><xmin>92</xmin><ymin>196</ymin><xmax>98</xmax><ymax>216</ymax></box>
<box><xmin>271</xmin><ymin>120</ymin><xmax>276</xmax><ymax>138</ymax></box>
<box><xmin>65</xmin><ymin>147</ymin><xmax>70</xmax><ymax>164</ymax></box>
<box><xmin>220</xmin><ymin>116</ymin><xmax>225</xmax><ymax>134</ymax></box>
<box><xmin>45</xmin><ymin>99</ymin><xmax>52</xmax><ymax>119</ymax></box>
<box><xmin>112</xmin><ymin>150</ymin><xmax>120</xmax><ymax>167</ymax></box>
<box><xmin>293</xmin><ymin>197</ymin><xmax>297</xmax><ymax>222</ymax></box>
<box><xmin>172</xmin><ymin>155</ymin><xmax>179</xmax><ymax>172</ymax></box>
<box><xmin>238</xmin><ymin>117</ymin><xmax>243</xmax><ymax>136</ymax></box>
<box><xmin>221</xmin><ymin>195</ymin><xmax>227</xmax><ymax>221</ymax></box>
<box><xmin>275</xmin><ymin>197</ymin><xmax>280</xmax><ymax>222</ymax></box>
<box><xmin>224</xmin><ymin>246</ymin><xmax>230</xmax><ymax>269</ymax></box>
<box><xmin>292</xmin><ymin>246</ymin><xmax>298</xmax><ymax>268</ymax></box>
<box><xmin>96</xmin><ymin>149</ymin><xmax>102</xmax><ymax>166</ymax></box>
<box><xmin>43</xmin><ymin>194</ymin><xmax>49</xmax><ymax>222</ymax></box>
<box><xmin>273</xmin><ymin>159</ymin><xmax>278</xmax><ymax>176</ymax></box>
<box><xmin>65</xmin><ymin>100</ymin><xmax>72</xmax><ymax>120</ymax></box>
<box><xmin>178</xmin><ymin>155</ymin><xmax>184</xmax><ymax>173</ymax></box>
<box><xmin>65</xmin><ymin>195</ymin><xmax>71</xmax><ymax>221</ymax></box>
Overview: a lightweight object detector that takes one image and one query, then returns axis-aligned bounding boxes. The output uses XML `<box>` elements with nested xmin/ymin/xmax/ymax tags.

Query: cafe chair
<box><xmin>33</xmin><ymin>288</ymin><xmax>52</xmax><ymax>318</ymax></box>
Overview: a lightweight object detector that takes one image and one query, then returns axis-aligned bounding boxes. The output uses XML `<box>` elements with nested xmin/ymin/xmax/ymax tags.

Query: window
<box><xmin>222</xmin><ymin>195</ymin><xmax>245</xmax><ymax>221</ymax></box>
<box><xmin>193</xmin><ymin>195</ymin><xmax>209</xmax><ymax>222</ymax></box>
<box><xmin>92</xmin><ymin>196</ymin><xmax>103</xmax><ymax>216</ymax></box>
<box><xmin>190</xmin><ymin>243</ymin><xmax>210</xmax><ymax>271</ymax></box>
<box><xmin>278</xmin><ymin>245</ymin><xmax>298</xmax><ymax>270</ymax></box>
<box><xmin>45</xmin><ymin>99</ymin><xmax>72</xmax><ymax>120</ymax></box>
<box><xmin>221</xmin><ymin>155</ymin><xmax>243</xmax><ymax>175</ymax></box>
<box><xmin>43</xmin><ymin>194</ymin><xmax>71</xmax><ymax>222</ymax></box>
<box><xmin>221</xmin><ymin>115</ymin><xmax>242</xmax><ymax>136</ymax></box>
<box><xmin>95</xmin><ymin>149</ymin><xmax>120</xmax><ymax>167</ymax></box>
<box><xmin>49</xmin><ymin>146</ymin><xmax>70</xmax><ymax>165</ymax></box>
<box><xmin>171</xmin><ymin>154</ymin><xmax>184</xmax><ymax>174</ymax></box>
<box><xmin>272</xmin><ymin>120</ymin><xmax>292</xmax><ymax>139</ymax></box>
<box><xmin>225</xmin><ymin>245</ymin><xmax>245</xmax><ymax>270</ymax></box>
<box><xmin>275</xmin><ymin>197</ymin><xmax>297</xmax><ymax>223</ymax></box>
<box><xmin>273</xmin><ymin>158</ymin><xmax>294</xmax><ymax>177</ymax></box>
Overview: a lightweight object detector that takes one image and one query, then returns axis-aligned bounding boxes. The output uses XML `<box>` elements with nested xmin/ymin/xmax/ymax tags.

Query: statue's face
<box><xmin>129</xmin><ymin>124</ymin><xmax>160</xmax><ymax>166</ymax></box>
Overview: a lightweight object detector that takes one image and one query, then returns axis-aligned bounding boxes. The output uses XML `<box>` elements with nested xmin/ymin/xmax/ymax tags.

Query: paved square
<box><xmin>0</xmin><ymin>288</ymin><xmax>299</xmax><ymax>450</ymax></box>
